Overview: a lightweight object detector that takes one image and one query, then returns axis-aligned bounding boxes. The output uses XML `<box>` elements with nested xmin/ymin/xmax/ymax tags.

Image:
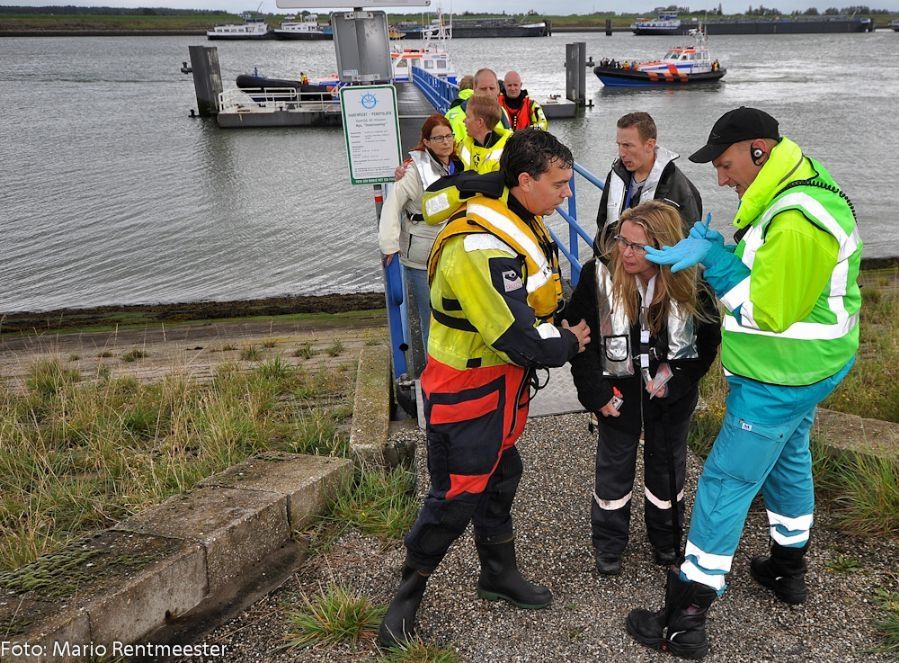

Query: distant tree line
<box><xmin>743</xmin><ymin>4</ymin><xmax>889</xmax><ymax>15</ymax></box>
<box><xmin>0</xmin><ymin>5</ymin><xmax>225</xmax><ymax>15</ymax></box>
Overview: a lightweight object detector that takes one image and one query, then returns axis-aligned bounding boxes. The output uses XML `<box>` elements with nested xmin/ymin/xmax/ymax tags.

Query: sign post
<box><xmin>339</xmin><ymin>84</ymin><xmax>401</xmax><ymax>185</ymax></box>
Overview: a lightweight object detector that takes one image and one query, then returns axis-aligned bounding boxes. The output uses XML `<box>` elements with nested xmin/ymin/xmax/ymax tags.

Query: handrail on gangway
<box><xmin>384</xmin><ymin>67</ymin><xmax>604</xmax><ymax>407</ymax></box>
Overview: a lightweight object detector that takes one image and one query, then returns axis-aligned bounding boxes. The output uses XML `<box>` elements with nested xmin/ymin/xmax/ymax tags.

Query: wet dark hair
<box><xmin>500</xmin><ymin>128</ymin><xmax>574</xmax><ymax>189</ymax></box>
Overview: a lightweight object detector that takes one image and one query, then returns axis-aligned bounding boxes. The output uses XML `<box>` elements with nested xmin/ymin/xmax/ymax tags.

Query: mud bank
<box><xmin>0</xmin><ymin>293</ymin><xmax>385</xmax><ymax>335</ymax></box>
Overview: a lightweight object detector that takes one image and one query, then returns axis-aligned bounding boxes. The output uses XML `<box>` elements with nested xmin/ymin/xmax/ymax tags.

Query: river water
<box><xmin>1</xmin><ymin>31</ymin><xmax>896</xmax><ymax>313</ymax></box>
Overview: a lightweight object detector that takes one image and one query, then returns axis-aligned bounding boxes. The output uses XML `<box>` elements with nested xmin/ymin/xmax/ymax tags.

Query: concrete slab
<box><xmin>0</xmin><ymin>598</ymin><xmax>89</xmax><ymax>662</ymax></box>
<box><xmin>0</xmin><ymin>530</ymin><xmax>205</xmax><ymax>657</ymax></box>
<box><xmin>815</xmin><ymin>407</ymin><xmax>898</xmax><ymax>461</ymax></box>
<box><xmin>349</xmin><ymin>344</ymin><xmax>390</xmax><ymax>466</ymax></box>
<box><xmin>116</xmin><ymin>485</ymin><xmax>289</xmax><ymax>594</ymax></box>
<box><xmin>88</xmin><ymin>538</ymin><xmax>207</xmax><ymax>645</ymax></box>
<box><xmin>540</xmin><ymin>97</ymin><xmax>578</xmax><ymax>119</ymax></box>
<box><xmin>200</xmin><ymin>453</ymin><xmax>352</xmax><ymax>529</ymax></box>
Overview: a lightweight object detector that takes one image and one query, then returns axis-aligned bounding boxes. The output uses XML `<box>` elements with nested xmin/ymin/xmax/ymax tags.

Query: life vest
<box><xmin>594</xmin><ymin>261</ymin><xmax>698</xmax><ymax>377</ymax></box>
<box><xmin>604</xmin><ymin>145</ymin><xmax>679</xmax><ymax>229</ymax></box>
<box><xmin>444</xmin><ymin>88</ymin><xmax>474</xmax><ymax>142</ymax></box>
<box><xmin>396</xmin><ymin>149</ymin><xmax>454</xmax><ymax>269</ymax></box>
<box><xmin>498</xmin><ymin>94</ymin><xmax>534</xmax><ymax>131</ymax></box>
<box><xmin>722</xmin><ymin>158</ymin><xmax>861</xmax><ymax>386</ymax></box>
<box><xmin>458</xmin><ymin>126</ymin><xmax>511</xmax><ymax>174</ymax></box>
<box><xmin>428</xmin><ymin>195</ymin><xmax>563</xmax><ymax>322</ymax></box>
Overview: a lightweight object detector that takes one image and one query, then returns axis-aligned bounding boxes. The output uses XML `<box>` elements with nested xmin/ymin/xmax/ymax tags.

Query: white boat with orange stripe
<box><xmin>594</xmin><ymin>28</ymin><xmax>726</xmax><ymax>88</ymax></box>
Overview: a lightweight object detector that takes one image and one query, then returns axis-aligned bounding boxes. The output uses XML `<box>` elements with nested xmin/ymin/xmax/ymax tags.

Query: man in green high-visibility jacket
<box><xmin>627</xmin><ymin>107</ymin><xmax>861</xmax><ymax>660</ymax></box>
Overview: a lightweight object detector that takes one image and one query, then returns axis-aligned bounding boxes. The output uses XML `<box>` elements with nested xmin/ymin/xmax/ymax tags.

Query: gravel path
<box><xmin>185</xmin><ymin>413</ymin><xmax>897</xmax><ymax>662</ymax></box>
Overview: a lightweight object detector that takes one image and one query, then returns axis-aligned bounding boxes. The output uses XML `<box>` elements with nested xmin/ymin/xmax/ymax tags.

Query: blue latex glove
<box><xmin>644</xmin><ymin>237</ymin><xmax>712</xmax><ymax>273</ymax></box>
<box><xmin>689</xmin><ymin>213</ymin><xmax>724</xmax><ymax>246</ymax></box>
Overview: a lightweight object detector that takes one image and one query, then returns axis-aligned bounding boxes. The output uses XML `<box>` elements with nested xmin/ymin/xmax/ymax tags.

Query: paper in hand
<box><xmin>648</xmin><ymin>363</ymin><xmax>673</xmax><ymax>399</ymax></box>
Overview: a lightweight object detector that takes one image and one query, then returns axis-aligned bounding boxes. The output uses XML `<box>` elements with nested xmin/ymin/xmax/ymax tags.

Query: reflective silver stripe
<box><xmin>459</xmin><ymin>144</ymin><xmax>472</xmax><ymax>168</ymax></box>
<box><xmin>680</xmin><ymin>559</ymin><xmax>726</xmax><ymax>591</ymax></box>
<box><xmin>735</xmin><ymin>190</ymin><xmax>859</xmax><ymax>337</ymax></box>
<box><xmin>766</xmin><ymin>509</ymin><xmax>813</xmax><ymax>531</ymax></box>
<box><xmin>719</xmin><ymin>276</ymin><xmax>751</xmax><ymax>313</ymax></box>
<box><xmin>462</xmin><ymin>234</ymin><xmax>516</xmax><ymax>256</ymax></box>
<box><xmin>759</xmin><ymin>192</ymin><xmax>854</xmax><ymax>257</ymax></box>
<box><xmin>684</xmin><ymin>540</ymin><xmax>732</xmax><ymax>572</ymax></box>
<box><xmin>466</xmin><ymin>202</ymin><xmax>551</xmax><ymax>292</ymax></box>
<box><xmin>594</xmin><ymin>490</ymin><xmax>632</xmax><ymax>511</ymax></box>
<box><xmin>536</xmin><ymin>322</ymin><xmax>560</xmax><ymax>339</ymax></box>
<box><xmin>770</xmin><ymin>528</ymin><xmax>810</xmax><ymax>546</ymax></box>
<box><xmin>425</xmin><ymin>192</ymin><xmax>451</xmax><ymax>218</ymax></box>
<box><xmin>644</xmin><ymin>486</ymin><xmax>685</xmax><ymax>510</ymax></box>
<box><xmin>723</xmin><ymin>310</ymin><xmax>859</xmax><ymax>340</ymax></box>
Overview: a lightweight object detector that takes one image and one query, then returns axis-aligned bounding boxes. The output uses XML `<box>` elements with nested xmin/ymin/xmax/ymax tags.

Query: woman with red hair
<box><xmin>379</xmin><ymin>113</ymin><xmax>462</xmax><ymax>347</ymax></box>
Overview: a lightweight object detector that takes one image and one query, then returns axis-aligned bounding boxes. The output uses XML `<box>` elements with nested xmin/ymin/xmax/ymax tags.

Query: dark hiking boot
<box><xmin>653</xmin><ymin>547</ymin><xmax>678</xmax><ymax>566</ymax></box>
<box><xmin>595</xmin><ymin>554</ymin><xmax>622</xmax><ymax>576</ymax></box>
<box><xmin>475</xmin><ymin>538</ymin><xmax>552</xmax><ymax>609</ymax></box>
<box><xmin>750</xmin><ymin>541</ymin><xmax>809</xmax><ymax>605</ymax></box>
<box><xmin>626</xmin><ymin>568</ymin><xmax>717</xmax><ymax>660</ymax></box>
<box><xmin>377</xmin><ymin>565</ymin><xmax>430</xmax><ymax>648</ymax></box>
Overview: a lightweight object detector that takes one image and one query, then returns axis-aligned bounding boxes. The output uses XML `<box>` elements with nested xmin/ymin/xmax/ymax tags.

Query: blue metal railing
<box><xmin>411</xmin><ymin>66</ymin><xmax>458</xmax><ymax>113</ymax></box>
<box><xmin>385</xmin><ymin>68</ymin><xmax>604</xmax><ymax>381</ymax></box>
<box><xmin>552</xmin><ymin>162</ymin><xmax>606</xmax><ymax>286</ymax></box>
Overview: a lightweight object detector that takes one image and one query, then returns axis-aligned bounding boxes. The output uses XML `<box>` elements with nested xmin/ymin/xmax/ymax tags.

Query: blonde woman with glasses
<box><xmin>379</xmin><ymin>114</ymin><xmax>463</xmax><ymax>347</ymax></box>
<box><xmin>563</xmin><ymin>200</ymin><xmax>721</xmax><ymax>577</ymax></box>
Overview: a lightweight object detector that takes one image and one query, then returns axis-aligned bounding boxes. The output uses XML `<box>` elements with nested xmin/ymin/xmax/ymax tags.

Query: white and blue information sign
<box><xmin>339</xmin><ymin>85</ymin><xmax>401</xmax><ymax>185</ymax></box>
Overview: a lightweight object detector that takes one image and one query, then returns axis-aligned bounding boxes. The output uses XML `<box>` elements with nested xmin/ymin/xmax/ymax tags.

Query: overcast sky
<box><xmin>5</xmin><ymin>1</ymin><xmax>897</xmax><ymax>14</ymax></box>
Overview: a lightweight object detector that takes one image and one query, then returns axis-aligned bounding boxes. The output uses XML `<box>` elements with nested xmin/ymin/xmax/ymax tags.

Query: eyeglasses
<box><xmin>427</xmin><ymin>134</ymin><xmax>454</xmax><ymax>143</ymax></box>
<box><xmin>613</xmin><ymin>235</ymin><xmax>648</xmax><ymax>255</ymax></box>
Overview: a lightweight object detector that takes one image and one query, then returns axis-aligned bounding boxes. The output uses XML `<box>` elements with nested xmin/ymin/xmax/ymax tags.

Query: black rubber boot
<box><xmin>750</xmin><ymin>541</ymin><xmax>809</xmax><ymax>604</ymax></box>
<box><xmin>377</xmin><ymin>565</ymin><xmax>430</xmax><ymax>648</ymax></box>
<box><xmin>475</xmin><ymin>537</ymin><xmax>552</xmax><ymax>609</ymax></box>
<box><xmin>626</xmin><ymin>568</ymin><xmax>717</xmax><ymax>660</ymax></box>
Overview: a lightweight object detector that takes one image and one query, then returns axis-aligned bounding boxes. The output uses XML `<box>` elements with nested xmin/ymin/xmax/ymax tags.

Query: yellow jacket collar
<box><xmin>732</xmin><ymin>137</ymin><xmax>804</xmax><ymax>229</ymax></box>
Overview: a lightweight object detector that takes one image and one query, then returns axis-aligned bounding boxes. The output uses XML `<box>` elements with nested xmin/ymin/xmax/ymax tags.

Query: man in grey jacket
<box><xmin>594</xmin><ymin>112</ymin><xmax>702</xmax><ymax>257</ymax></box>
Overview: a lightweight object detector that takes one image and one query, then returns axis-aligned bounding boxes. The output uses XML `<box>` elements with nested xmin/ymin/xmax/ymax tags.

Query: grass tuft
<box><xmin>282</xmin><ymin>583</ymin><xmax>383</xmax><ymax>649</ymax></box>
<box><xmin>873</xmin><ymin>587</ymin><xmax>899</xmax><ymax>655</ymax></box>
<box><xmin>25</xmin><ymin>358</ymin><xmax>80</xmax><ymax>399</ymax></box>
<box><xmin>293</xmin><ymin>342</ymin><xmax>315</xmax><ymax>359</ymax></box>
<box><xmin>326</xmin><ymin>339</ymin><xmax>345</xmax><ymax>357</ymax></box>
<box><xmin>379</xmin><ymin>638</ymin><xmax>461</xmax><ymax>662</ymax></box>
<box><xmin>239</xmin><ymin>345</ymin><xmax>263</xmax><ymax>361</ymax></box>
<box><xmin>324</xmin><ymin>466</ymin><xmax>418</xmax><ymax>540</ymax></box>
<box><xmin>825</xmin><ymin>555</ymin><xmax>861</xmax><ymax>574</ymax></box>
<box><xmin>120</xmin><ymin>348</ymin><xmax>147</xmax><ymax>362</ymax></box>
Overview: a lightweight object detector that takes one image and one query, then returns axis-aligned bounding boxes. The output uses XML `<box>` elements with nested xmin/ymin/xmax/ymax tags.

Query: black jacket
<box><xmin>564</xmin><ymin>259</ymin><xmax>721</xmax><ymax>434</ymax></box>
<box><xmin>594</xmin><ymin>157</ymin><xmax>702</xmax><ymax>256</ymax></box>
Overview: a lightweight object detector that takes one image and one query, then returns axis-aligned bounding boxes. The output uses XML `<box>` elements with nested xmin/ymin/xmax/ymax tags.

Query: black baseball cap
<box><xmin>689</xmin><ymin>107</ymin><xmax>780</xmax><ymax>163</ymax></box>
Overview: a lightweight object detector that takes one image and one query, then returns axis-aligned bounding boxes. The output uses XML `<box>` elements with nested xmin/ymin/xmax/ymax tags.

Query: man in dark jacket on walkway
<box><xmin>595</xmin><ymin>112</ymin><xmax>702</xmax><ymax>257</ymax></box>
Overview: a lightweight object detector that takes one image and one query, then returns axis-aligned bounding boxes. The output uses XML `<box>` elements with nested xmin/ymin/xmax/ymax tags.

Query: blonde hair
<box><xmin>608</xmin><ymin>200</ymin><xmax>708</xmax><ymax>334</ymax></box>
<box><xmin>466</xmin><ymin>94</ymin><xmax>502</xmax><ymax>130</ymax></box>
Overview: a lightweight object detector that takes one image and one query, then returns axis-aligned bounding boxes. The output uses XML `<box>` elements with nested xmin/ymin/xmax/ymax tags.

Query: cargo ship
<box><xmin>634</xmin><ymin>14</ymin><xmax>873</xmax><ymax>35</ymax></box>
<box><xmin>397</xmin><ymin>16</ymin><xmax>549</xmax><ymax>39</ymax></box>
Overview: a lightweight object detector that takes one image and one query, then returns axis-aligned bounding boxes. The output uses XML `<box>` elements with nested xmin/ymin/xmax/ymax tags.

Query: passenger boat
<box><xmin>273</xmin><ymin>14</ymin><xmax>332</xmax><ymax>40</ymax></box>
<box><xmin>594</xmin><ymin>29</ymin><xmax>725</xmax><ymax>88</ymax></box>
<box><xmin>631</xmin><ymin>14</ymin><xmax>691</xmax><ymax>36</ymax></box>
<box><xmin>390</xmin><ymin>13</ymin><xmax>457</xmax><ymax>84</ymax></box>
<box><xmin>207</xmin><ymin>14</ymin><xmax>272</xmax><ymax>40</ymax></box>
<box><xmin>891</xmin><ymin>19</ymin><xmax>899</xmax><ymax>31</ymax></box>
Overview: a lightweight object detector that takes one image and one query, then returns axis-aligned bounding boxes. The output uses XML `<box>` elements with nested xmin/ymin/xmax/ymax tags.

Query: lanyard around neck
<box><xmin>637</xmin><ymin>276</ymin><xmax>656</xmax><ymax>381</ymax></box>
